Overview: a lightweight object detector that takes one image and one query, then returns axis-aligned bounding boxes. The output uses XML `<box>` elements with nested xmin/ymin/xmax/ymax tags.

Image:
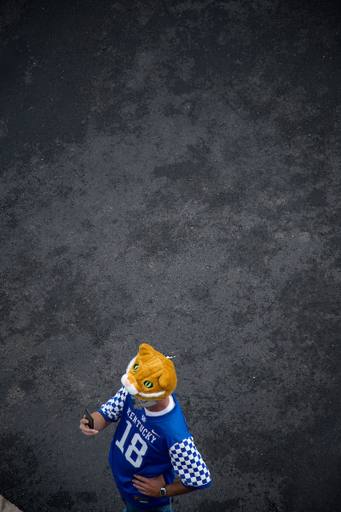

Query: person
<box><xmin>79</xmin><ymin>343</ymin><xmax>212</xmax><ymax>511</ymax></box>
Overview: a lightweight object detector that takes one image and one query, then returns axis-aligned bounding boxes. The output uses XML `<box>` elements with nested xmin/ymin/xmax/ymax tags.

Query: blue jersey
<box><xmin>99</xmin><ymin>387</ymin><xmax>211</xmax><ymax>509</ymax></box>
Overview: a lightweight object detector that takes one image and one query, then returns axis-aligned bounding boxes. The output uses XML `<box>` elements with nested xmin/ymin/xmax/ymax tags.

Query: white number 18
<box><xmin>115</xmin><ymin>420</ymin><xmax>148</xmax><ymax>468</ymax></box>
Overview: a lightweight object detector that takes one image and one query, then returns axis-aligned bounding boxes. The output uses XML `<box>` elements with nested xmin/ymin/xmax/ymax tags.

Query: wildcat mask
<box><xmin>121</xmin><ymin>343</ymin><xmax>177</xmax><ymax>401</ymax></box>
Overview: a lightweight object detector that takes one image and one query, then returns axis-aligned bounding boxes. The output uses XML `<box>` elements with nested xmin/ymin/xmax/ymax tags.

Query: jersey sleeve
<box><xmin>98</xmin><ymin>386</ymin><xmax>128</xmax><ymax>422</ymax></box>
<box><xmin>169</xmin><ymin>436</ymin><xmax>212</xmax><ymax>489</ymax></box>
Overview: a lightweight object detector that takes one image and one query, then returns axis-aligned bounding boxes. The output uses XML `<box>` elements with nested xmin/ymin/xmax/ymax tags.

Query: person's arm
<box><xmin>132</xmin><ymin>474</ymin><xmax>195</xmax><ymax>497</ymax></box>
<box><xmin>79</xmin><ymin>411</ymin><xmax>110</xmax><ymax>436</ymax></box>
<box><xmin>79</xmin><ymin>386</ymin><xmax>128</xmax><ymax>436</ymax></box>
<box><xmin>132</xmin><ymin>436</ymin><xmax>211</xmax><ymax>498</ymax></box>
<box><xmin>164</xmin><ymin>480</ymin><xmax>195</xmax><ymax>497</ymax></box>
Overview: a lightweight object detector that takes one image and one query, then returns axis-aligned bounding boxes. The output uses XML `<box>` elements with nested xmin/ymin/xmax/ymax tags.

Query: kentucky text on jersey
<box><xmin>126</xmin><ymin>407</ymin><xmax>157</xmax><ymax>444</ymax></box>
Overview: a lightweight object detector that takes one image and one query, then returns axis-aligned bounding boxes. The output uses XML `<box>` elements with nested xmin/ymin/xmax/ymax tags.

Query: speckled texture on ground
<box><xmin>0</xmin><ymin>1</ymin><xmax>340</xmax><ymax>511</ymax></box>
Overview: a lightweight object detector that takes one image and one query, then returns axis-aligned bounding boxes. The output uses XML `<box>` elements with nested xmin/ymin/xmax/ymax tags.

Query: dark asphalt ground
<box><xmin>1</xmin><ymin>1</ymin><xmax>340</xmax><ymax>511</ymax></box>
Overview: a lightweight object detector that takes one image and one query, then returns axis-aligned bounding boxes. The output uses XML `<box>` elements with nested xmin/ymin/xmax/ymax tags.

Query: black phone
<box><xmin>85</xmin><ymin>408</ymin><xmax>94</xmax><ymax>429</ymax></box>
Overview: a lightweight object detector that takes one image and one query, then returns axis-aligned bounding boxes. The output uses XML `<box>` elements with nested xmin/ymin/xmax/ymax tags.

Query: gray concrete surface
<box><xmin>0</xmin><ymin>0</ymin><xmax>340</xmax><ymax>511</ymax></box>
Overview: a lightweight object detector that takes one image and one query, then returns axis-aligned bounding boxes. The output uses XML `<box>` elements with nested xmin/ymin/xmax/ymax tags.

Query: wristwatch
<box><xmin>160</xmin><ymin>487</ymin><xmax>167</xmax><ymax>497</ymax></box>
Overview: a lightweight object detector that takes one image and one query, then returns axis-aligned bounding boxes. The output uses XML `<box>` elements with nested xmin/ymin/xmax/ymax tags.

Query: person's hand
<box><xmin>132</xmin><ymin>474</ymin><xmax>166</xmax><ymax>497</ymax></box>
<box><xmin>79</xmin><ymin>415</ymin><xmax>99</xmax><ymax>436</ymax></box>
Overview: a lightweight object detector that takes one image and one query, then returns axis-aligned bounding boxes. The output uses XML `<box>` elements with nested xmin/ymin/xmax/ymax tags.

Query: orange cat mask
<box><xmin>121</xmin><ymin>343</ymin><xmax>177</xmax><ymax>401</ymax></box>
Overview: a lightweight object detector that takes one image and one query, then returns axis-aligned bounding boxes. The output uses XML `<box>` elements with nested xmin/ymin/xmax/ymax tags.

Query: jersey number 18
<box><xmin>115</xmin><ymin>420</ymin><xmax>148</xmax><ymax>468</ymax></box>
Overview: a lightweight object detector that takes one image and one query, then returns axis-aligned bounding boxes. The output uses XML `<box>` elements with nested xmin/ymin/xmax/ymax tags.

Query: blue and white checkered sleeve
<box><xmin>98</xmin><ymin>386</ymin><xmax>128</xmax><ymax>422</ymax></box>
<box><xmin>169</xmin><ymin>437</ymin><xmax>212</xmax><ymax>489</ymax></box>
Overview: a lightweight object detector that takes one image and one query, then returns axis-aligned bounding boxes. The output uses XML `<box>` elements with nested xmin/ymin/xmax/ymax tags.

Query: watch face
<box><xmin>160</xmin><ymin>487</ymin><xmax>167</xmax><ymax>497</ymax></box>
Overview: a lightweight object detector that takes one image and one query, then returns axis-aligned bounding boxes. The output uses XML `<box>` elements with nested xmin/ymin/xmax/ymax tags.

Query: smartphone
<box><xmin>85</xmin><ymin>408</ymin><xmax>94</xmax><ymax>429</ymax></box>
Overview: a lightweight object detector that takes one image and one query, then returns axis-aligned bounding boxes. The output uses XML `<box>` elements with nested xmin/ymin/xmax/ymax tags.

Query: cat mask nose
<box><xmin>121</xmin><ymin>373</ymin><xmax>138</xmax><ymax>395</ymax></box>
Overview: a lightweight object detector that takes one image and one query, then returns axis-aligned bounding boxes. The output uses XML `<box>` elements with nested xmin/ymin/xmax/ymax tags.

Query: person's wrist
<box><xmin>160</xmin><ymin>486</ymin><xmax>167</xmax><ymax>497</ymax></box>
